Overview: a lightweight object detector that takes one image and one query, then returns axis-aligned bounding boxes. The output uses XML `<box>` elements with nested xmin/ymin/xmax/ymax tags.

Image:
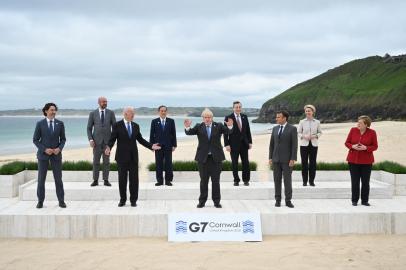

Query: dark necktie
<box><xmin>278</xmin><ymin>125</ymin><xmax>283</xmax><ymax>138</ymax></box>
<box><xmin>49</xmin><ymin>120</ymin><xmax>54</xmax><ymax>133</ymax></box>
<box><xmin>101</xmin><ymin>110</ymin><xmax>105</xmax><ymax>125</ymax></box>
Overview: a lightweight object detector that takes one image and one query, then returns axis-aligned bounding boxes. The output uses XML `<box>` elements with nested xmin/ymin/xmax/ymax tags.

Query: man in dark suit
<box><xmin>224</xmin><ymin>101</ymin><xmax>253</xmax><ymax>186</ymax></box>
<box><xmin>184</xmin><ymin>108</ymin><xmax>233</xmax><ymax>208</ymax></box>
<box><xmin>87</xmin><ymin>96</ymin><xmax>116</xmax><ymax>187</ymax></box>
<box><xmin>33</xmin><ymin>103</ymin><xmax>67</xmax><ymax>209</ymax></box>
<box><xmin>269</xmin><ymin>110</ymin><xmax>298</xmax><ymax>208</ymax></box>
<box><xmin>149</xmin><ymin>105</ymin><xmax>177</xmax><ymax>186</ymax></box>
<box><xmin>105</xmin><ymin>107</ymin><xmax>161</xmax><ymax>207</ymax></box>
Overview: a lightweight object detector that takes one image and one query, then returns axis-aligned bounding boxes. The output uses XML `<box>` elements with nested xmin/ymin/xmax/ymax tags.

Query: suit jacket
<box><xmin>269</xmin><ymin>123</ymin><xmax>298</xmax><ymax>163</ymax></box>
<box><xmin>87</xmin><ymin>108</ymin><xmax>116</xmax><ymax>145</ymax></box>
<box><xmin>345</xmin><ymin>127</ymin><xmax>378</xmax><ymax>164</ymax></box>
<box><xmin>33</xmin><ymin>118</ymin><xmax>66</xmax><ymax>161</ymax></box>
<box><xmin>108</xmin><ymin>120</ymin><xmax>152</xmax><ymax>164</ymax></box>
<box><xmin>185</xmin><ymin>122</ymin><xmax>232</xmax><ymax>163</ymax></box>
<box><xmin>298</xmin><ymin>118</ymin><xmax>322</xmax><ymax>147</ymax></box>
<box><xmin>223</xmin><ymin>113</ymin><xmax>252</xmax><ymax>148</ymax></box>
<box><xmin>149</xmin><ymin>117</ymin><xmax>177</xmax><ymax>150</ymax></box>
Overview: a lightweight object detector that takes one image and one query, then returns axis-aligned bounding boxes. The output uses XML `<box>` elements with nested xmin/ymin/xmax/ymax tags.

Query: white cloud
<box><xmin>0</xmin><ymin>0</ymin><xmax>405</xmax><ymax>109</ymax></box>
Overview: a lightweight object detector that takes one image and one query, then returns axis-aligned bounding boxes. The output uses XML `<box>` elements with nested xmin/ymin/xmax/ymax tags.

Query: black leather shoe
<box><xmin>234</xmin><ymin>182</ymin><xmax>239</xmax><ymax>186</ymax></box>
<box><xmin>131</xmin><ymin>202</ymin><xmax>137</xmax><ymax>207</ymax></box>
<box><xmin>275</xmin><ymin>201</ymin><xmax>281</xmax><ymax>207</ymax></box>
<box><xmin>303</xmin><ymin>182</ymin><xmax>307</xmax><ymax>186</ymax></box>
<box><xmin>197</xmin><ymin>203</ymin><xmax>205</xmax><ymax>208</ymax></box>
<box><xmin>90</xmin><ymin>181</ymin><xmax>98</xmax><ymax>187</ymax></box>
<box><xmin>286</xmin><ymin>201</ymin><xmax>294</xmax><ymax>208</ymax></box>
<box><xmin>214</xmin><ymin>203</ymin><xmax>222</xmax><ymax>208</ymax></box>
<box><xmin>155</xmin><ymin>183</ymin><xmax>163</xmax><ymax>186</ymax></box>
<box><xmin>361</xmin><ymin>202</ymin><xmax>370</xmax><ymax>206</ymax></box>
<box><xmin>243</xmin><ymin>182</ymin><xmax>249</xmax><ymax>186</ymax></box>
<box><xmin>165</xmin><ymin>182</ymin><xmax>173</xmax><ymax>186</ymax></box>
<box><xmin>310</xmin><ymin>183</ymin><xmax>315</xmax><ymax>187</ymax></box>
<box><xmin>36</xmin><ymin>201</ymin><xmax>43</xmax><ymax>209</ymax></box>
<box><xmin>104</xmin><ymin>181</ymin><xmax>111</xmax><ymax>187</ymax></box>
<box><xmin>59</xmin><ymin>201</ymin><xmax>67</xmax><ymax>208</ymax></box>
<box><xmin>352</xmin><ymin>202</ymin><xmax>358</xmax><ymax>206</ymax></box>
<box><xmin>118</xmin><ymin>201</ymin><xmax>126</xmax><ymax>207</ymax></box>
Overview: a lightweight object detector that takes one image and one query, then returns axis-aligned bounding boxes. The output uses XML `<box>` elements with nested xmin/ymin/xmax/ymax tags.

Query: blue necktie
<box><xmin>206</xmin><ymin>125</ymin><xmax>211</xmax><ymax>139</ymax></box>
<box><xmin>127</xmin><ymin>122</ymin><xmax>132</xmax><ymax>137</ymax></box>
<box><xmin>161</xmin><ymin>120</ymin><xmax>165</xmax><ymax>130</ymax></box>
<box><xmin>278</xmin><ymin>125</ymin><xmax>283</xmax><ymax>138</ymax></box>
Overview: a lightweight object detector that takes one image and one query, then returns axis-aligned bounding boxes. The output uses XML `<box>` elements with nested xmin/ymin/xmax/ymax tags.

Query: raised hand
<box><xmin>225</xmin><ymin>117</ymin><xmax>234</xmax><ymax>127</ymax></box>
<box><xmin>184</xmin><ymin>119</ymin><xmax>192</xmax><ymax>128</ymax></box>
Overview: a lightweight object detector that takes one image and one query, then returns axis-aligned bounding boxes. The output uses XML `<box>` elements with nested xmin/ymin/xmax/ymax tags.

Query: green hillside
<box><xmin>254</xmin><ymin>54</ymin><xmax>406</xmax><ymax>123</ymax></box>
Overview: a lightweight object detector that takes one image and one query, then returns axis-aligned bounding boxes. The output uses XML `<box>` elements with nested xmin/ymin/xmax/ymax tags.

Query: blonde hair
<box><xmin>358</xmin><ymin>115</ymin><xmax>372</xmax><ymax>127</ymax></box>
<box><xmin>201</xmin><ymin>108</ymin><xmax>213</xmax><ymax>117</ymax></box>
<box><xmin>304</xmin><ymin>104</ymin><xmax>316</xmax><ymax>113</ymax></box>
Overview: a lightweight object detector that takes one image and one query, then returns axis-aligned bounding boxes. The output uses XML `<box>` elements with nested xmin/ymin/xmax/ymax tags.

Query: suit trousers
<box><xmin>273</xmin><ymin>162</ymin><xmax>293</xmax><ymax>202</ymax></box>
<box><xmin>117</xmin><ymin>161</ymin><xmax>139</xmax><ymax>203</ymax></box>
<box><xmin>155</xmin><ymin>148</ymin><xmax>173</xmax><ymax>184</ymax></box>
<box><xmin>230</xmin><ymin>144</ymin><xmax>250</xmax><ymax>183</ymax></box>
<box><xmin>300</xmin><ymin>141</ymin><xmax>318</xmax><ymax>184</ymax></box>
<box><xmin>93</xmin><ymin>142</ymin><xmax>110</xmax><ymax>182</ymax></box>
<box><xmin>197</xmin><ymin>155</ymin><xmax>222</xmax><ymax>204</ymax></box>
<box><xmin>37</xmin><ymin>158</ymin><xmax>64</xmax><ymax>202</ymax></box>
<box><xmin>349</xmin><ymin>163</ymin><xmax>372</xmax><ymax>203</ymax></box>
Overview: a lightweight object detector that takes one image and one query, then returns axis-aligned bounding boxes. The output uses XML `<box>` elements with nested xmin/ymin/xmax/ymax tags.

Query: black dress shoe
<box><xmin>90</xmin><ymin>181</ymin><xmax>98</xmax><ymax>187</ymax></box>
<box><xmin>361</xmin><ymin>202</ymin><xmax>371</xmax><ymax>206</ymax></box>
<box><xmin>131</xmin><ymin>202</ymin><xmax>137</xmax><ymax>207</ymax></box>
<box><xmin>352</xmin><ymin>202</ymin><xmax>358</xmax><ymax>206</ymax></box>
<box><xmin>214</xmin><ymin>203</ymin><xmax>222</xmax><ymax>208</ymax></box>
<box><xmin>118</xmin><ymin>201</ymin><xmax>126</xmax><ymax>207</ymax></box>
<box><xmin>309</xmin><ymin>183</ymin><xmax>315</xmax><ymax>187</ymax></box>
<box><xmin>165</xmin><ymin>182</ymin><xmax>173</xmax><ymax>186</ymax></box>
<box><xmin>243</xmin><ymin>182</ymin><xmax>249</xmax><ymax>186</ymax></box>
<box><xmin>286</xmin><ymin>201</ymin><xmax>294</xmax><ymax>208</ymax></box>
<box><xmin>59</xmin><ymin>201</ymin><xmax>67</xmax><ymax>208</ymax></box>
<box><xmin>234</xmin><ymin>182</ymin><xmax>239</xmax><ymax>186</ymax></box>
<box><xmin>303</xmin><ymin>182</ymin><xmax>307</xmax><ymax>186</ymax></box>
<box><xmin>196</xmin><ymin>203</ymin><xmax>205</xmax><ymax>208</ymax></box>
<box><xmin>104</xmin><ymin>181</ymin><xmax>111</xmax><ymax>187</ymax></box>
<box><xmin>155</xmin><ymin>183</ymin><xmax>163</xmax><ymax>186</ymax></box>
<box><xmin>36</xmin><ymin>201</ymin><xmax>43</xmax><ymax>209</ymax></box>
<box><xmin>275</xmin><ymin>201</ymin><xmax>281</xmax><ymax>207</ymax></box>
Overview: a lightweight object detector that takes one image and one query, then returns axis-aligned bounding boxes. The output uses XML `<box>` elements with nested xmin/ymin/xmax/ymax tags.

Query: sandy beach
<box><xmin>1</xmin><ymin>121</ymin><xmax>406</xmax><ymax>269</ymax></box>
<box><xmin>1</xmin><ymin>121</ymin><xmax>405</xmax><ymax>169</ymax></box>
<box><xmin>0</xmin><ymin>235</ymin><xmax>405</xmax><ymax>270</ymax></box>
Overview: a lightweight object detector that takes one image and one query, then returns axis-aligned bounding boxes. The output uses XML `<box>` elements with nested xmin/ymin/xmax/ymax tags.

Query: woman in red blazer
<box><xmin>345</xmin><ymin>115</ymin><xmax>378</xmax><ymax>206</ymax></box>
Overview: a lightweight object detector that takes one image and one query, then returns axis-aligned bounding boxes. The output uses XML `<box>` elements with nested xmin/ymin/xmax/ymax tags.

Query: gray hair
<box><xmin>123</xmin><ymin>106</ymin><xmax>135</xmax><ymax>114</ymax></box>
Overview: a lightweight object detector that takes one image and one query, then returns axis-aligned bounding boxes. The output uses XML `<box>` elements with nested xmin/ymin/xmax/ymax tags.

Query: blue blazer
<box><xmin>149</xmin><ymin>117</ymin><xmax>177</xmax><ymax>150</ymax></box>
<box><xmin>33</xmin><ymin>118</ymin><xmax>66</xmax><ymax>161</ymax></box>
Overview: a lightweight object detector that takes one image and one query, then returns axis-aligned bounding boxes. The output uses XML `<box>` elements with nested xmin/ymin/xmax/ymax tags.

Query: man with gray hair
<box><xmin>87</xmin><ymin>97</ymin><xmax>116</xmax><ymax>187</ymax></box>
<box><xmin>184</xmin><ymin>108</ymin><xmax>234</xmax><ymax>208</ymax></box>
<box><xmin>105</xmin><ymin>107</ymin><xmax>161</xmax><ymax>207</ymax></box>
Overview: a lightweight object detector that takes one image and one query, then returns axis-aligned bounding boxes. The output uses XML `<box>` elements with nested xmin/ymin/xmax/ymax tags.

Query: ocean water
<box><xmin>0</xmin><ymin>116</ymin><xmax>271</xmax><ymax>155</ymax></box>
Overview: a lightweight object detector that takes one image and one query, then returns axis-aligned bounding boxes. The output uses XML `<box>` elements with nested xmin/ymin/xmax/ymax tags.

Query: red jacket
<box><xmin>345</xmin><ymin>127</ymin><xmax>378</xmax><ymax>164</ymax></box>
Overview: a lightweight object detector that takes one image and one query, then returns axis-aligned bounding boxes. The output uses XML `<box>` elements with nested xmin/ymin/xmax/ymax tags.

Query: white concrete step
<box><xmin>19</xmin><ymin>180</ymin><xmax>393</xmax><ymax>201</ymax></box>
<box><xmin>1</xmin><ymin>198</ymin><xmax>406</xmax><ymax>238</ymax></box>
<box><xmin>25</xmin><ymin>170</ymin><xmax>381</xmax><ymax>183</ymax></box>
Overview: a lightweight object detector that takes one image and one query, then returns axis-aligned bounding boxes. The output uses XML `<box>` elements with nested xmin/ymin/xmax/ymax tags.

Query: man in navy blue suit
<box><xmin>33</xmin><ymin>103</ymin><xmax>66</xmax><ymax>209</ymax></box>
<box><xmin>149</xmin><ymin>105</ymin><xmax>177</xmax><ymax>186</ymax></box>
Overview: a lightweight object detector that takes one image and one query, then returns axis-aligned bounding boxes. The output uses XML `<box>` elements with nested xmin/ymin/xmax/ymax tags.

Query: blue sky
<box><xmin>0</xmin><ymin>0</ymin><xmax>405</xmax><ymax>109</ymax></box>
